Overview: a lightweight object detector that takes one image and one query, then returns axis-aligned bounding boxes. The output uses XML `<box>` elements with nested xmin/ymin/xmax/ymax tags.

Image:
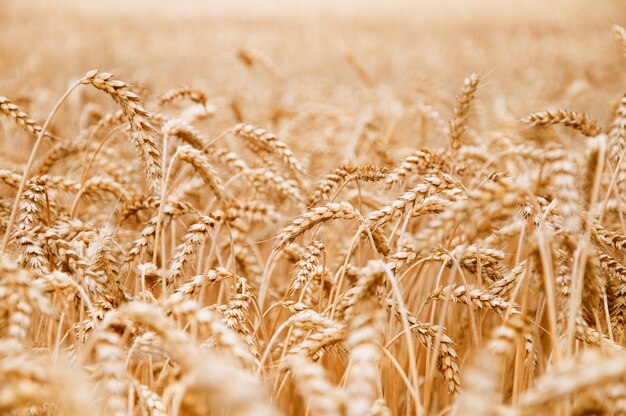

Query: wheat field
<box><xmin>2</xmin><ymin>1</ymin><xmax>626</xmax><ymax>415</ymax></box>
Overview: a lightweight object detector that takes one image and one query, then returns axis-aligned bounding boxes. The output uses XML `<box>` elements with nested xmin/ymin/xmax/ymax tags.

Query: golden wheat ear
<box><xmin>520</xmin><ymin>109</ymin><xmax>601</xmax><ymax>137</ymax></box>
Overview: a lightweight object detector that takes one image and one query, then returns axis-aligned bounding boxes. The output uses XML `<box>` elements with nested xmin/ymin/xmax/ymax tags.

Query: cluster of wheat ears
<box><xmin>3</xmin><ymin>17</ymin><xmax>626</xmax><ymax>416</ymax></box>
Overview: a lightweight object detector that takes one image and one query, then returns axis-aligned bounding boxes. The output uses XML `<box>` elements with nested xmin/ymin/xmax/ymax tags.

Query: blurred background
<box><xmin>1</xmin><ymin>0</ymin><xmax>625</xmax><ymax>137</ymax></box>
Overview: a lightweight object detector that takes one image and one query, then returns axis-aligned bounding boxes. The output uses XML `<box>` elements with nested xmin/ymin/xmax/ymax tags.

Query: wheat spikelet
<box><xmin>0</xmin><ymin>96</ymin><xmax>50</xmax><ymax>139</ymax></box>
<box><xmin>593</xmin><ymin>220</ymin><xmax>626</xmax><ymax>252</ymax></box>
<box><xmin>363</xmin><ymin>174</ymin><xmax>461</xmax><ymax>231</ymax></box>
<box><xmin>208</xmin><ymin>146</ymin><xmax>250</xmax><ymax>176</ymax></box>
<box><xmin>222</xmin><ymin>277</ymin><xmax>252</xmax><ymax>332</ymax></box>
<box><xmin>162</xmin><ymin>118</ymin><xmax>207</xmax><ymax>149</ymax></box>
<box><xmin>14</xmin><ymin>179</ymin><xmax>48</xmax><ymax>273</ymax></box>
<box><xmin>385</xmin><ymin>148</ymin><xmax>446</xmax><ymax>187</ymax></box>
<box><xmin>81</xmin><ymin>70</ymin><xmax>162</xmax><ymax>191</ymax></box>
<box><xmin>0</xmin><ymin>169</ymin><xmax>24</xmax><ymax>188</ymax></box>
<box><xmin>487</xmin><ymin>261</ymin><xmax>527</xmax><ymax>299</ymax></box>
<box><xmin>543</xmin><ymin>146</ymin><xmax>582</xmax><ymax>232</ymax></box>
<box><xmin>167</xmin><ymin>267</ymin><xmax>236</xmax><ymax>305</ymax></box>
<box><xmin>0</xmin><ymin>170</ymin><xmax>82</xmax><ymax>193</ymax></box>
<box><xmin>309</xmin><ymin>164</ymin><xmax>387</xmax><ymax>206</ymax></box>
<box><xmin>121</xmin><ymin>196</ymin><xmax>193</xmax><ymax>222</ymax></box>
<box><xmin>226</xmin><ymin>200</ymin><xmax>282</xmax><ymax>224</ymax></box>
<box><xmin>521</xmin><ymin>109</ymin><xmax>601</xmax><ymax>137</ymax></box>
<box><xmin>599</xmin><ymin>252</ymin><xmax>626</xmax><ymax>336</ymax></box>
<box><xmin>221</xmin><ymin>277</ymin><xmax>259</xmax><ymax>361</ymax></box>
<box><xmin>158</xmin><ymin>86</ymin><xmax>207</xmax><ymax>108</ymax></box>
<box><xmin>167</xmin><ymin>213</ymin><xmax>221</xmax><ymax>283</ymax></box>
<box><xmin>290</xmin><ymin>240</ymin><xmax>325</xmax><ymax>294</ymax></box>
<box><xmin>247</xmin><ymin>167</ymin><xmax>305</xmax><ymax>203</ymax></box>
<box><xmin>274</xmin><ymin>201</ymin><xmax>358</xmax><ymax>251</ymax></box>
<box><xmin>233</xmin><ymin>123</ymin><xmax>307</xmax><ymax>180</ymax></box>
<box><xmin>175</xmin><ymin>144</ymin><xmax>233</xmax><ymax>204</ymax></box>
<box><xmin>449</xmin><ymin>73</ymin><xmax>480</xmax><ymax>151</ymax></box>
<box><xmin>426</xmin><ymin>244</ymin><xmax>506</xmax><ymax>282</ymax></box>
<box><xmin>125</xmin><ymin>210</ymin><xmax>185</xmax><ymax>265</ymax></box>
<box><xmin>429</xmin><ymin>284</ymin><xmax>517</xmax><ymax>317</ymax></box>
<box><xmin>81</xmin><ymin>175</ymin><xmax>130</xmax><ymax>202</ymax></box>
<box><xmin>385</xmin><ymin>298</ymin><xmax>460</xmax><ymax>394</ymax></box>
<box><xmin>0</xmin><ymin>257</ymin><xmax>50</xmax><ymax>347</ymax></box>
<box><xmin>608</xmin><ymin>92</ymin><xmax>626</xmax><ymax>161</ymax></box>
<box><xmin>287</xmin><ymin>309</ymin><xmax>346</xmax><ymax>360</ymax></box>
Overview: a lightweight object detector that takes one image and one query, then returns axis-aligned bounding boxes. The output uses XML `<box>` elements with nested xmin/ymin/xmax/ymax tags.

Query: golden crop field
<box><xmin>1</xmin><ymin>0</ymin><xmax>626</xmax><ymax>414</ymax></box>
